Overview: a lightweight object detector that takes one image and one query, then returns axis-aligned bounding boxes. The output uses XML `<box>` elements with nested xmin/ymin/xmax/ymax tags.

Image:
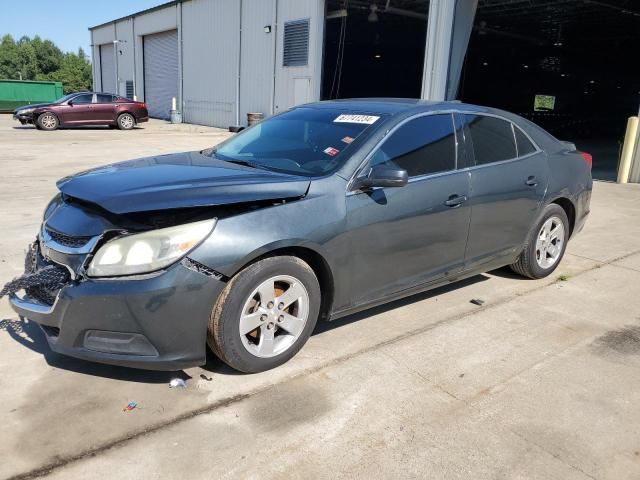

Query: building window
<box><xmin>283</xmin><ymin>19</ymin><xmax>310</xmax><ymax>67</ymax></box>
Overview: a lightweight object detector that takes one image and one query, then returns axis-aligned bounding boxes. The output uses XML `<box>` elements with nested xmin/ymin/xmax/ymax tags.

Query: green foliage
<box><xmin>0</xmin><ymin>34</ymin><xmax>91</xmax><ymax>93</ymax></box>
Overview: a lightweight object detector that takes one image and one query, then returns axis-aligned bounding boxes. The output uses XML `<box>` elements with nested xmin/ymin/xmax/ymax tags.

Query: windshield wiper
<box><xmin>220</xmin><ymin>158</ymin><xmax>270</xmax><ymax>171</ymax></box>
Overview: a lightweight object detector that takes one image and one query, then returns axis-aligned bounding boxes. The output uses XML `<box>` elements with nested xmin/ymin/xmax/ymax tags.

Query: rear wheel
<box><xmin>511</xmin><ymin>204</ymin><xmax>569</xmax><ymax>279</ymax></box>
<box><xmin>37</xmin><ymin>112</ymin><xmax>59</xmax><ymax>131</ymax></box>
<box><xmin>117</xmin><ymin>113</ymin><xmax>135</xmax><ymax>130</ymax></box>
<box><xmin>208</xmin><ymin>256</ymin><xmax>321</xmax><ymax>373</ymax></box>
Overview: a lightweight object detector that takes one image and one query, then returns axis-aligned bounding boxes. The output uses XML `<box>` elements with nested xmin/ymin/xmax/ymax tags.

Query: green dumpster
<box><xmin>0</xmin><ymin>80</ymin><xmax>64</xmax><ymax>112</ymax></box>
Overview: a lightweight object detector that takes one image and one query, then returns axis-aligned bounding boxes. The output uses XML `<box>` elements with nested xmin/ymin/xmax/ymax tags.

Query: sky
<box><xmin>0</xmin><ymin>0</ymin><xmax>168</xmax><ymax>54</ymax></box>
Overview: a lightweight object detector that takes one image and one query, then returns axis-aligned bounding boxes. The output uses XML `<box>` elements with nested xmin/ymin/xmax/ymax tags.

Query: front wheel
<box><xmin>511</xmin><ymin>204</ymin><xmax>569</xmax><ymax>279</ymax></box>
<box><xmin>208</xmin><ymin>256</ymin><xmax>321</xmax><ymax>373</ymax></box>
<box><xmin>117</xmin><ymin>113</ymin><xmax>135</xmax><ymax>130</ymax></box>
<box><xmin>37</xmin><ymin>112</ymin><xmax>59</xmax><ymax>131</ymax></box>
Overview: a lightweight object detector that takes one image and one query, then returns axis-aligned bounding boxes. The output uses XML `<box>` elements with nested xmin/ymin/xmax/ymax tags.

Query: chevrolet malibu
<box><xmin>4</xmin><ymin>99</ymin><xmax>592</xmax><ymax>373</ymax></box>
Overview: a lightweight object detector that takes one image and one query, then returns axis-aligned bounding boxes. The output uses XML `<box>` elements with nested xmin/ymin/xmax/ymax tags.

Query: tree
<box><xmin>0</xmin><ymin>34</ymin><xmax>20</xmax><ymax>79</ymax></box>
<box><xmin>30</xmin><ymin>36</ymin><xmax>64</xmax><ymax>75</ymax></box>
<box><xmin>40</xmin><ymin>48</ymin><xmax>92</xmax><ymax>93</ymax></box>
<box><xmin>0</xmin><ymin>34</ymin><xmax>92</xmax><ymax>91</ymax></box>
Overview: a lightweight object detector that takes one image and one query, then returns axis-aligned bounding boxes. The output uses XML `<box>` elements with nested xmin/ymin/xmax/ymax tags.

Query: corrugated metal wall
<box><xmin>143</xmin><ymin>30</ymin><xmax>180</xmax><ymax>119</ymax></box>
<box><xmin>99</xmin><ymin>43</ymin><xmax>116</xmax><ymax>94</ymax></box>
<box><xmin>181</xmin><ymin>0</ymin><xmax>240</xmax><ymax>127</ymax></box>
<box><xmin>90</xmin><ymin>0</ymin><xmax>329</xmax><ymax>127</ymax></box>
<box><xmin>239</xmin><ymin>0</ymin><xmax>276</xmax><ymax>123</ymax></box>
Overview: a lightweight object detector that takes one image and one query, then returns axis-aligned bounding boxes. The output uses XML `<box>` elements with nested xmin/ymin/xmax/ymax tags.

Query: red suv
<box><xmin>13</xmin><ymin>92</ymin><xmax>149</xmax><ymax>131</ymax></box>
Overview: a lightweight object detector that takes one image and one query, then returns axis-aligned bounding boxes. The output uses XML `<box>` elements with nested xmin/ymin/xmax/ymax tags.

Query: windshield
<box><xmin>211</xmin><ymin>107</ymin><xmax>382</xmax><ymax>177</ymax></box>
<box><xmin>54</xmin><ymin>93</ymin><xmax>81</xmax><ymax>104</ymax></box>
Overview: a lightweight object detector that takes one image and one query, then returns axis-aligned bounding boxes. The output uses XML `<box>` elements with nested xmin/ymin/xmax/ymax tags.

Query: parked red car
<box><xmin>13</xmin><ymin>92</ymin><xmax>149</xmax><ymax>131</ymax></box>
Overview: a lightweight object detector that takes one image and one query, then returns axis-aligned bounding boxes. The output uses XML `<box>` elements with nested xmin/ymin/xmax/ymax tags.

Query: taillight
<box><xmin>580</xmin><ymin>151</ymin><xmax>592</xmax><ymax>169</ymax></box>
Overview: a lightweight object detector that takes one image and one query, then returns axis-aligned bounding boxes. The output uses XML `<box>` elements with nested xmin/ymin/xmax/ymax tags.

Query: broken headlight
<box><xmin>87</xmin><ymin>219</ymin><xmax>216</xmax><ymax>277</ymax></box>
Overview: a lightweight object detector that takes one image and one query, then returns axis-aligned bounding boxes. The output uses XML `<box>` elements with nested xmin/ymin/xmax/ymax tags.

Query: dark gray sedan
<box><xmin>6</xmin><ymin>99</ymin><xmax>592</xmax><ymax>373</ymax></box>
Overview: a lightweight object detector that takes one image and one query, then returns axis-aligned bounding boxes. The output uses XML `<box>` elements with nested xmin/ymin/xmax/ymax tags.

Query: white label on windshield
<box><xmin>334</xmin><ymin>114</ymin><xmax>380</xmax><ymax>125</ymax></box>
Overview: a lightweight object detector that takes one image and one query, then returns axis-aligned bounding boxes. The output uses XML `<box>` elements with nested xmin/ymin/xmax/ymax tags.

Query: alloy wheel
<box><xmin>238</xmin><ymin>275</ymin><xmax>310</xmax><ymax>358</ymax></box>
<box><xmin>40</xmin><ymin>114</ymin><xmax>57</xmax><ymax>129</ymax></box>
<box><xmin>119</xmin><ymin>115</ymin><xmax>134</xmax><ymax>129</ymax></box>
<box><xmin>535</xmin><ymin>216</ymin><xmax>565</xmax><ymax>269</ymax></box>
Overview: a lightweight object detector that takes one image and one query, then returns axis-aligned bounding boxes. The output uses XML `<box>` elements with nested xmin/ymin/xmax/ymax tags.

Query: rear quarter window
<box><xmin>514</xmin><ymin>126</ymin><xmax>537</xmax><ymax>156</ymax></box>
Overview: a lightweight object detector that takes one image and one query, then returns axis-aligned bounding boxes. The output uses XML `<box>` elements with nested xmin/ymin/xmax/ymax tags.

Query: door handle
<box><xmin>444</xmin><ymin>194</ymin><xmax>468</xmax><ymax>208</ymax></box>
<box><xmin>525</xmin><ymin>176</ymin><xmax>538</xmax><ymax>187</ymax></box>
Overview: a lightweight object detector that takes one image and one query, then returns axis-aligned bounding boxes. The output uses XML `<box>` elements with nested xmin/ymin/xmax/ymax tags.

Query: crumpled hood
<box><xmin>57</xmin><ymin>151</ymin><xmax>311</xmax><ymax>214</ymax></box>
<box><xmin>15</xmin><ymin>102</ymin><xmax>53</xmax><ymax>112</ymax></box>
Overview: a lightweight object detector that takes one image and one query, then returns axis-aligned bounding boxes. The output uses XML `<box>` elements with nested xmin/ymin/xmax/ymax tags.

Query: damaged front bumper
<box><xmin>9</xmin><ymin>243</ymin><xmax>225</xmax><ymax>371</ymax></box>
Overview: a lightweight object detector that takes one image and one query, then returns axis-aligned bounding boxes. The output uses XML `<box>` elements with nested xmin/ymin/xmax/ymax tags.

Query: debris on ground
<box><xmin>470</xmin><ymin>298</ymin><xmax>485</xmax><ymax>306</ymax></box>
<box><xmin>200</xmin><ymin>374</ymin><xmax>213</xmax><ymax>381</ymax></box>
<box><xmin>169</xmin><ymin>378</ymin><xmax>187</xmax><ymax>388</ymax></box>
<box><xmin>123</xmin><ymin>401</ymin><xmax>137</xmax><ymax>412</ymax></box>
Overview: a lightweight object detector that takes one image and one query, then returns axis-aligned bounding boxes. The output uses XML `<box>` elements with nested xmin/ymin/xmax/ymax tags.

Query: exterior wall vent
<box><xmin>283</xmin><ymin>19</ymin><xmax>310</xmax><ymax>67</ymax></box>
<box><xmin>125</xmin><ymin>80</ymin><xmax>134</xmax><ymax>99</ymax></box>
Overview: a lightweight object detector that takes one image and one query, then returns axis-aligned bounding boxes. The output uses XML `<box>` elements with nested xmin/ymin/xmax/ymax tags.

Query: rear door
<box><xmin>461</xmin><ymin>113</ymin><xmax>549</xmax><ymax>270</ymax></box>
<box><xmin>345</xmin><ymin>113</ymin><xmax>471</xmax><ymax>306</ymax></box>
<box><xmin>94</xmin><ymin>94</ymin><xmax>117</xmax><ymax>123</ymax></box>
<box><xmin>60</xmin><ymin>93</ymin><xmax>95</xmax><ymax>124</ymax></box>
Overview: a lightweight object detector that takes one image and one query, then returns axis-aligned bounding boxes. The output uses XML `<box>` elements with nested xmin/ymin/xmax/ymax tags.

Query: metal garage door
<box><xmin>100</xmin><ymin>43</ymin><xmax>116</xmax><ymax>94</ymax></box>
<box><xmin>143</xmin><ymin>30</ymin><xmax>179</xmax><ymax>120</ymax></box>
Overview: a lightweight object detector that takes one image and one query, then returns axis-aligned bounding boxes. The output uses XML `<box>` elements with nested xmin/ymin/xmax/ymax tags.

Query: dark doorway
<box><xmin>322</xmin><ymin>0</ymin><xmax>430</xmax><ymax>100</ymax></box>
<box><xmin>459</xmin><ymin>0</ymin><xmax>640</xmax><ymax>180</ymax></box>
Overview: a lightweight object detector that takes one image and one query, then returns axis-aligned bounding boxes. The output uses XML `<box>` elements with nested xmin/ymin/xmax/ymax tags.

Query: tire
<box><xmin>511</xmin><ymin>203</ymin><xmax>569</xmax><ymax>279</ymax></box>
<box><xmin>37</xmin><ymin>112</ymin><xmax>59</xmax><ymax>131</ymax></box>
<box><xmin>208</xmin><ymin>256</ymin><xmax>321</xmax><ymax>373</ymax></box>
<box><xmin>117</xmin><ymin>113</ymin><xmax>135</xmax><ymax>130</ymax></box>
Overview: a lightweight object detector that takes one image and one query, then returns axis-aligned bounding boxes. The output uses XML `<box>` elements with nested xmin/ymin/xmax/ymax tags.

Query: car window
<box><xmin>213</xmin><ymin>107</ymin><xmax>380</xmax><ymax>177</ymax></box>
<box><xmin>513</xmin><ymin>126</ymin><xmax>537</xmax><ymax>156</ymax></box>
<box><xmin>370</xmin><ymin>114</ymin><xmax>457</xmax><ymax>177</ymax></box>
<box><xmin>96</xmin><ymin>94</ymin><xmax>114</xmax><ymax>103</ymax></box>
<box><xmin>72</xmin><ymin>94</ymin><xmax>93</xmax><ymax>105</ymax></box>
<box><xmin>464</xmin><ymin>114</ymin><xmax>517</xmax><ymax>165</ymax></box>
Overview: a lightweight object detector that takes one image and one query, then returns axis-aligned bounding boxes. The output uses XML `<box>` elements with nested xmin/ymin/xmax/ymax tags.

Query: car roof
<box><xmin>301</xmin><ymin>98</ymin><xmax>496</xmax><ymax>116</ymax></box>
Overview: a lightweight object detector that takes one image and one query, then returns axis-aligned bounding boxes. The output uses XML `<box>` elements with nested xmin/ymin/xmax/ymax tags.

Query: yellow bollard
<box><xmin>618</xmin><ymin>116</ymin><xmax>639</xmax><ymax>184</ymax></box>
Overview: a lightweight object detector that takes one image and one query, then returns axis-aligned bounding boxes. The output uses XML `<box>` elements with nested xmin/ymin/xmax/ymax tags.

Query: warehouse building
<box><xmin>89</xmin><ymin>0</ymin><xmax>477</xmax><ymax>126</ymax></box>
<box><xmin>91</xmin><ymin>0</ymin><xmax>639</xmax><ymax>178</ymax></box>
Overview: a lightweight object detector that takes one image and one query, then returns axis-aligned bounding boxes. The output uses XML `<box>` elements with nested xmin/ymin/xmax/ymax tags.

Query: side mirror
<box><xmin>67</xmin><ymin>100</ymin><xmax>73</xmax><ymax>106</ymax></box>
<box><xmin>352</xmin><ymin>164</ymin><xmax>409</xmax><ymax>191</ymax></box>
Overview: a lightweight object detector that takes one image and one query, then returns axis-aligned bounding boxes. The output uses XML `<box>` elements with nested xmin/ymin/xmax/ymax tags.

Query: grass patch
<box><xmin>557</xmin><ymin>273</ymin><xmax>571</xmax><ymax>282</ymax></box>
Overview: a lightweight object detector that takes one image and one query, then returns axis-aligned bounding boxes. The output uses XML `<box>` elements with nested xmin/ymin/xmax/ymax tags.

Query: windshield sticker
<box><xmin>323</xmin><ymin>147</ymin><xmax>340</xmax><ymax>157</ymax></box>
<box><xmin>341</xmin><ymin>136</ymin><xmax>354</xmax><ymax>144</ymax></box>
<box><xmin>334</xmin><ymin>114</ymin><xmax>380</xmax><ymax>125</ymax></box>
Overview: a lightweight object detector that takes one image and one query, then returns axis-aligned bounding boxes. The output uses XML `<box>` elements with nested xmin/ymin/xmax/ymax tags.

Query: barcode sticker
<box><xmin>334</xmin><ymin>114</ymin><xmax>380</xmax><ymax>125</ymax></box>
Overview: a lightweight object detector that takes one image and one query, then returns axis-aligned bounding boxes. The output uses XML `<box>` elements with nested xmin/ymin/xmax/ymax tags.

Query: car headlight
<box><xmin>19</xmin><ymin>108</ymin><xmax>35</xmax><ymax>115</ymax></box>
<box><xmin>87</xmin><ymin>219</ymin><xmax>216</xmax><ymax>277</ymax></box>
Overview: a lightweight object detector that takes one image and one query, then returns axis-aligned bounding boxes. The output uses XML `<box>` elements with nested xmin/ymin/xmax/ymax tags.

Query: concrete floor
<box><xmin>1</xmin><ymin>115</ymin><xmax>640</xmax><ymax>480</ymax></box>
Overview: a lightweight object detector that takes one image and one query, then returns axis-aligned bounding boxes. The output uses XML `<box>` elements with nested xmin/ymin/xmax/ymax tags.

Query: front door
<box><xmin>461</xmin><ymin>113</ymin><xmax>549</xmax><ymax>270</ymax></box>
<box><xmin>345</xmin><ymin>113</ymin><xmax>471</xmax><ymax>307</ymax></box>
<box><xmin>60</xmin><ymin>93</ymin><xmax>95</xmax><ymax>124</ymax></box>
